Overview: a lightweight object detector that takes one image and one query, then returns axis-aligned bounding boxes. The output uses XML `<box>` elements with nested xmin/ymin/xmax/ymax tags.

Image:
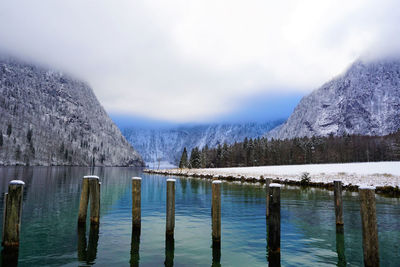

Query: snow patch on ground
<box><xmin>148</xmin><ymin>161</ymin><xmax>400</xmax><ymax>188</ymax></box>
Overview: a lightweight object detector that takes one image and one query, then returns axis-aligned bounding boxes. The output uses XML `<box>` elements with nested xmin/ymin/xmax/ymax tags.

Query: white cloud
<box><xmin>0</xmin><ymin>0</ymin><xmax>399</xmax><ymax>122</ymax></box>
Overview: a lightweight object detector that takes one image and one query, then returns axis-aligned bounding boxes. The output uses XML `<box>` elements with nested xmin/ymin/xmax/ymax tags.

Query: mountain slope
<box><xmin>0</xmin><ymin>57</ymin><xmax>144</xmax><ymax>166</ymax></box>
<box><xmin>123</xmin><ymin>121</ymin><xmax>283</xmax><ymax>166</ymax></box>
<box><xmin>268</xmin><ymin>58</ymin><xmax>400</xmax><ymax>139</ymax></box>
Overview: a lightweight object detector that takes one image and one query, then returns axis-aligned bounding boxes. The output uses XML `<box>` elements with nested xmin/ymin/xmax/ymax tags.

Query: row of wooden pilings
<box><xmin>1</xmin><ymin>177</ymin><xmax>380</xmax><ymax>266</ymax></box>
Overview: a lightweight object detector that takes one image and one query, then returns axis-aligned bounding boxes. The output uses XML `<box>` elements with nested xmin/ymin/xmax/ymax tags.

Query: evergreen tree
<box><xmin>27</xmin><ymin>128</ymin><xmax>33</xmax><ymax>143</ymax></box>
<box><xmin>179</xmin><ymin>147</ymin><xmax>188</xmax><ymax>168</ymax></box>
<box><xmin>7</xmin><ymin>123</ymin><xmax>12</xmax><ymax>137</ymax></box>
<box><xmin>189</xmin><ymin>147</ymin><xmax>201</xmax><ymax>168</ymax></box>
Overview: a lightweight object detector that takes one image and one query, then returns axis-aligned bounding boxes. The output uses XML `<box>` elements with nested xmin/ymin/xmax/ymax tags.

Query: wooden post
<box><xmin>268</xmin><ymin>183</ymin><xmax>281</xmax><ymax>266</ymax></box>
<box><xmin>132</xmin><ymin>177</ymin><xmax>141</xmax><ymax>229</ymax></box>
<box><xmin>212</xmin><ymin>180</ymin><xmax>221</xmax><ymax>243</ymax></box>
<box><xmin>78</xmin><ymin>176</ymin><xmax>94</xmax><ymax>225</ymax></box>
<box><xmin>166</xmin><ymin>179</ymin><xmax>175</xmax><ymax>238</ymax></box>
<box><xmin>2</xmin><ymin>180</ymin><xmax>24</xmax><ymax>248</ymax></box>
<box><xmin>334</xmin><ymin>180</ymin><xmax>344</xmax><ymax>225</ymax></box>
<box><xmin>89</xmin><ymin>178</ymin><xmax>100</xmax><ymax>225</ymax></box>
<box><xmin>265</xmin><ymin>178</ymin><xmax>272</xmax><ymax>218</ymax></box>
<box><xmin>359</xmin><ymin>186</ymin><xmax>379</xmax><ymax>267</ymax></box>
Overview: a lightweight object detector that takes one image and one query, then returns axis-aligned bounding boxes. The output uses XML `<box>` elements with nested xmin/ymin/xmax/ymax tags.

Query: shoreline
<box><xmin>144</xmin><ymin>162</ymin><xmax>400</xmax><ymax>197</ymax></box>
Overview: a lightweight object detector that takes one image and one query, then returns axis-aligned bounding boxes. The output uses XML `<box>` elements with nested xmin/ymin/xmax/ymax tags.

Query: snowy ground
<box><xmin>146</xmin><ymin>161</ymin><xmax>400</xmax><ymax>188</ymax></box>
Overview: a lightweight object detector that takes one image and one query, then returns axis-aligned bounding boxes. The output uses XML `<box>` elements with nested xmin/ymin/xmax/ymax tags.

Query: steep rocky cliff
<box><xmin>0</xmin><ymin>57</ymin><xmax>144</xmax><ymax>166</ymax></box>
<box><xmin>268</xmin><ymin>58</ymin><xmax>400</xmax><ymax>139</ymax></box>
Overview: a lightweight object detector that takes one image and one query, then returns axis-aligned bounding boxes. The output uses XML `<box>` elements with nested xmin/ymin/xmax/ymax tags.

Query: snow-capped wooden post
<box><xmin>78</xmin><ymin>176</ymin><xmax>100</xmax><ymax>225</ymax></box>
<box><xmin>166</xmin><ymin>179</ymin><xmax>175</xmax><ymax>238</ymax></box>
<box><xmin>333</xmin><ymin>180</ymin><xmax>344</xmax><ymax>225</ymax></box>
<box><xmin>359</xmin><ymin>186</ymin><xmax>379</xmax><ymax>267</ymax></box>
<box><xmin>2</xmin><ymin>180</ymin><xmax>24</xmax><ymax>248</ymax></box>
<box><xmin>212</xmin><ymin>180</ymin><xmax>221</xmax><ymax>243</ymax></box>
<box><xmin>132</xmin><ymin>177</ymin><xmax>142</xmax><ymax>229</ymax></box>
<box><xmin>89</xmin><ymin>179</ymin><xmax>100</xmax><ymax>225</ymax></box>
<box><xmin>265</xmin><ymin>178</ymin><xmax>272</xmax><ymax>218</ymax></box>
<box><xmin>268</xmin><ymin>183</ymin><xmax>281</xmax><ymax>265</ymax></box>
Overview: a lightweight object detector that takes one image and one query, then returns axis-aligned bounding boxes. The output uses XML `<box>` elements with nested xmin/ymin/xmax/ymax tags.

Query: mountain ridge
<box><xmin>267</xmin><ymin>58</ymin><xmax>400</xmax><ymax>139</ymax></box>
<box><xmin>0</xmin><ymin>56</ymin><xmax>144</xmax><ymax>166</ymax></box>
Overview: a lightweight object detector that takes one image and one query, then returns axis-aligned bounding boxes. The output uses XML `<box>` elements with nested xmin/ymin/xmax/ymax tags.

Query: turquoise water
<box><xmin>0</xmin><ymin>166</ymin><xmax>399</xmax><ymax>266</ymax></box>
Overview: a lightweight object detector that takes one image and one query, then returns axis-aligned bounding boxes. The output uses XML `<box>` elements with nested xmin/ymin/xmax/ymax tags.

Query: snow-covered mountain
<box><xmin>0</xmin><ymin>57</ymin><xmax>144</xmax><ymax>166</ymax></box>
<box><xmin>267</xmin><ymin>58</ymin><xmax>400</xmax><ymax>139</ymax></box>
<box><xmin>123</xmin><ymin>121</ymin><xmax>283</xmax><ymax>167</ymax></box>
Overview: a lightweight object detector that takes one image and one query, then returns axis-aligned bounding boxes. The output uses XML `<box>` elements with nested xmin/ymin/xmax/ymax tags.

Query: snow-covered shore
<box><xmin>144</xmin><ymin>161</ymin><xmax>400</xmax><ymax>191</ymax></box>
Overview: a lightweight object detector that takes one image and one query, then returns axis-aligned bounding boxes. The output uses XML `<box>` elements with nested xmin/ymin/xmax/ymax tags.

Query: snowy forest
<box><xmin>179</xmin><ymin>131</ymin><xmax>400</xmax><ymax>168</ymax></box>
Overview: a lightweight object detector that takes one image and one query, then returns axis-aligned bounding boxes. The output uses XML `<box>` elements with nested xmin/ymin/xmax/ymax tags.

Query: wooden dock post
<box><xmin>166</xmin><ymin>179</ymin><xmax>175</xmax><ymax>238</ymax></box>
<box><xmin>2</xmin><ymin>180</ymin><xmax>24</xmax><ymax>248</ymax></box>
<box><xmin>89</xmin><ymin>179</ymin><xmax>100</xmax><ymax>225</ymax></box>
<box><xmin>333</xmin><ymin>180</ymin><xmax>344</xmax><ymax>225</ymax></box>
<box><xmin>268</xmin><ymin>183</ymin><xmax>281</xmax><ymax>266</ymax></box>
<box><xmin>212</xmin><ymin>180</ymin><xmax>221</xmax><ymax>243</ymax></box>
<box><xmin>359</xmin><ymin>186</ymin><xmax>379</xmax><ymax>267</ymax></box>
<box><xmin>132</xmin><ymin>177</ymin><xmax>142</xmax><ymax>229</ymax></box>
<box><xmin>265</xmin><ymin>178</ymin><xmax>272</xmax><ymax>218</ymax></box>
<box><xmin>78</xmin><ymin>176</ymin><xmax>100</xmax><ymax>225</ymax></box>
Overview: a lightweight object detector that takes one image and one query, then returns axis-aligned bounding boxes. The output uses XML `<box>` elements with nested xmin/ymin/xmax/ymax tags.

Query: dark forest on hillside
<box><xmin>179</xmin><ymin>131</ymin><xmax>400</xmax><ymax>168</ymax></box>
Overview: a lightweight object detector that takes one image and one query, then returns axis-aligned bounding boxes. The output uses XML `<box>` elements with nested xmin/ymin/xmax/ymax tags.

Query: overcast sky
<box><xmin>1</xmin><ymin>0</ymin><xmax>399</xmax><ymax>123</ymax></box>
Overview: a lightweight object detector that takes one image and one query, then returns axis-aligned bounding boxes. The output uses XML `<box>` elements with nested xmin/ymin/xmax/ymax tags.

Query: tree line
<box><xmin>179</xmin><ymin>130</ymin><xmax>400</xmax><ymax>168</ymax></box>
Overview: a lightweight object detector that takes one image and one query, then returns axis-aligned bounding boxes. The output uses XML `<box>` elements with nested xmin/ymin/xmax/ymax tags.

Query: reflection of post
<box><xmin>77</xmin><ymin>224</ymin><xmax>100</xmax><ymax>265</ymax></box>
<box><xmin>87</xmin><ymin>224</ymin><xmax>100</xmax><ymax>263</ymax></box>
<box><xmin>77</xmin><ymin>225</ymin><xmax>87</xmax><ymax>261</ymax></box>
<box><xmin>212</xmin><ymin>240</ymin><xmax>221</xmax><ymax>267</ymax></box>
<box><xmin>164</xmin><ymin>235</ymin><xmax>174</xmax><ymax>267</ymax></box>
<box><xmin>336</xmin><ymin>226</ymin><xmax>346</xmax><ymax>267</ymax></box>
<box><xmin>1</xmin><ymin>248</ymin><xmax>19</xmax><ymax>267</ymax></box>
<box><xmin>265</xmin><ymin>178</ymin><xmax>272</xmax><ymax>218</ymax></box>
<box><xmin>268</xmin><ymin>183</ymin><xmax>281</xmax><ymax>267</ymax></box>
<box><xmin>130</xmin><ymin>228</ymin><xmax>141</xmax><ymax>267</ymax></box>
<box><xmin>212</xmin><ymin>180</ymin><xmax>221</xmax><ymax>243</ymax></box>
<box><xmin>132</xmin><ymin>177</ymin><xmax>142</xmax><ymax>230</ymax></box>
<box><xmin>334</xmin><ymin>180</ymin><xmax>344</xmax><ymax>225</ymax></box>
<box><xmin>359</xmin><ymin>186</ymin><xmax>379</xmax><ymax>267</ymax></box>
<box><xmin>166</xmin><ymin>179</ymin><xmax>175</xmax><ymax>238</ymax></box>
<box><xmin>2</xmin><ymin>180</ymin><xmax>24</xmax><ymax>248</ymax></box>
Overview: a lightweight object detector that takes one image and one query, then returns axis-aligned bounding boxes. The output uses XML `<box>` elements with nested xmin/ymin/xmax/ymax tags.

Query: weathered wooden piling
<box><xmin>265</xmin><ymin>178</ymin><xmax>272</xmax><ymax>218</ymax></box>
<box><xmin>89</xmin><ymin>179</ymin><xmax>100</xmax><ymax>225</ymax></box>
<box><xmin>212</xmin><ymin>180</ymin><xmax>221</xmax><ymax>243</ymax></box>
<box><xmin>2</xmin><ymin>180</ymin><xmax>25</xmax><ymax>248</ymax></box>
<box><xmin>333</xmin><ymin>180</ymin><xmax>344</xmax><ymax>225</ymax></box>
<box><xmin>166</xmin><ymin>179</ymin><xmax>175</xmax><ymax>238</ymax></box>
<box><xmin>78</xmin><ymin>176</ymin><xmax>100</xmax><ymax>225</ymax></box>
<box><xmin>359</xmin><ymin>186</ymin><xmax>379</xmax><ymax>267</ymax></box>
<box><xmin>132</xmin><ymin>177</ymin><xmax>142</xmax><ymax>229</ymax></box>
<box><xmin>268</xmin><ymin>183</ymin><xmax>281</xmax><ymax>266</ymax></box>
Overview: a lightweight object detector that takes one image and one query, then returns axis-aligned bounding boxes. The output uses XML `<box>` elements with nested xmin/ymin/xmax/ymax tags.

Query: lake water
<box><xmin>0</xmin><ymin>166</ymin><xmax>399</xmax><ymax>266</ymax></box>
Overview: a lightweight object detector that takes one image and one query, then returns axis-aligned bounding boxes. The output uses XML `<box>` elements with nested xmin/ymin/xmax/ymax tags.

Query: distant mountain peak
<box><xmin>267</xmin><ymin>58</ymin><xmax>400</xmax><ymax>139</ymax></box>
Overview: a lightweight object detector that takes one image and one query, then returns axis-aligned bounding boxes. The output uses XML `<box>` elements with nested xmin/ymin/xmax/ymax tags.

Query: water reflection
<box><xmin>164</xmin><ymin>236</ymin><xmax>174</xmax><ymax>267</ymax></box>
<box><xmin>336</xmin><ymin>225</ymin><xmax>346</xmax><ymax>267</ymax></box>
<box><xmin>211</xmin><ymin>241</ymin><xmax>221</xmax><ymax>267</ymax></box>
<box><xmin>1</xmin><ymin>247</ymin><xmax>19</xmax><ymax>267</ymax></box>
<box><xmin>77</xmin><ymin>224</ymin><xmax>99</xmax><ymax>265</ymax></box>
<box><xmin>130</xmin><ymin>227</ymin><xmax>141</xmax><ymax>267</ymax></box>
